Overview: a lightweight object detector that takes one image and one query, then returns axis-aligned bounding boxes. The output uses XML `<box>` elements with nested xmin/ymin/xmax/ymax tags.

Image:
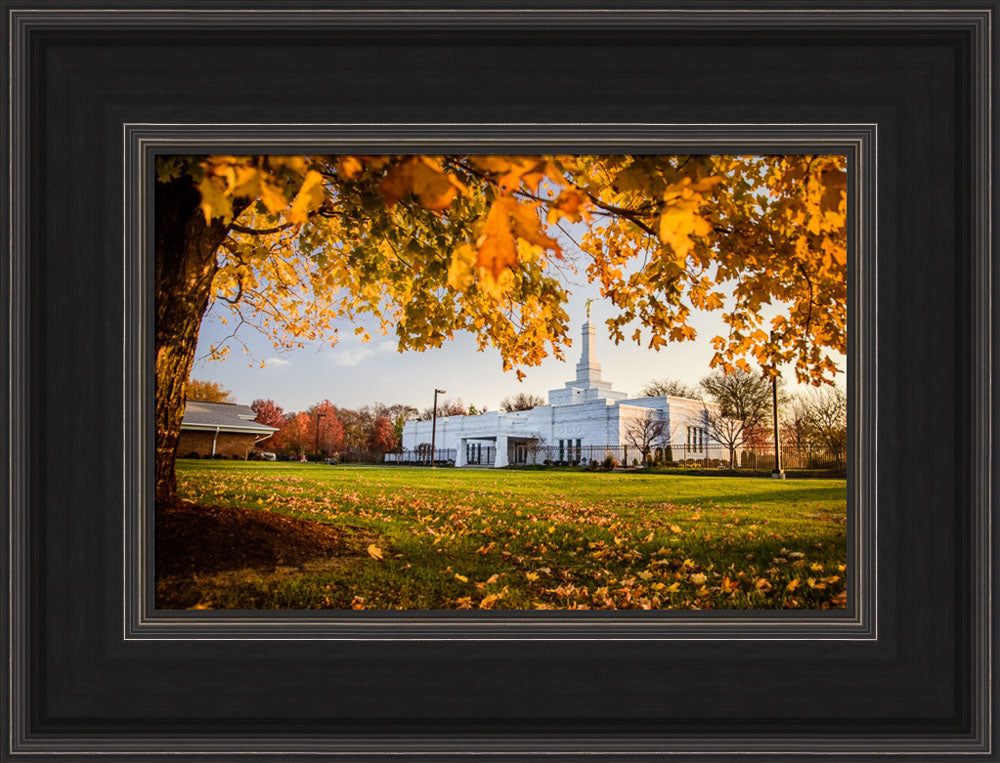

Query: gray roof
<box><xmin>181</xmin><ymin>400</ymin><xmax>279</xmax><ymax>433</ymax></box>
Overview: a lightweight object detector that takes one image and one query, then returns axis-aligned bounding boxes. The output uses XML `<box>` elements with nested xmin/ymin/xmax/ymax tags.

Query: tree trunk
<box><xmin>154</xmin><ymin>178</ymin><xmax>247</xmax><ymax>505</ymax></box>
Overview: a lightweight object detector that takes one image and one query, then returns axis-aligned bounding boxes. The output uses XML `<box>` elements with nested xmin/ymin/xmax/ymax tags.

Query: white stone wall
<box><xmin>400</xmin><ymin>395</ymin><xmax>722</xmax><ymax>455</ymax></box>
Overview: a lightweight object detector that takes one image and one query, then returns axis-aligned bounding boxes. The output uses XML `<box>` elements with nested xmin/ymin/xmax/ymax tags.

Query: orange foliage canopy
<box><xmin>158</xmin><ymin>153</ymin><xmax>845</xmax><ymax>385</ymax></box>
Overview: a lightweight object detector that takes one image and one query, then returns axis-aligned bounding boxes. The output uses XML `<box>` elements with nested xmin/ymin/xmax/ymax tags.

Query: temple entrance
<box><xmin>464</xmin><ymin>441</ymin><xmax>495</xmax><ymax>465</ymax></box>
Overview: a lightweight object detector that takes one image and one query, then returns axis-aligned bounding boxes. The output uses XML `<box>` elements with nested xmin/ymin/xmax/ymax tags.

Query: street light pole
<box><xmin>314</xmin><ymin>412</ymin><xmax>325</xmax><ymax>461</ymax></box>
<box><xmin>770</xmin><ymin>331</ymin><xmax>785</xmax><ymax>480</ymax></box>
<box><xmin>430</xmin><ymin>388</ymin><xmax>446</xmax><ymax>467</ymax></box>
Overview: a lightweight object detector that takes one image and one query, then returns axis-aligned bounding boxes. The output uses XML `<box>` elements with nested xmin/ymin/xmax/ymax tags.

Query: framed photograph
<box><xmin>3</xmin><ymin>2</ymin><xmax>995</xmax><ymax>760</ymax></box>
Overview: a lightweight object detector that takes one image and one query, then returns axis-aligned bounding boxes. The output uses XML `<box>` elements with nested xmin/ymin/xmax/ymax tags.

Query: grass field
<box><xmin>162</xmin><ymin>460</ymin><xmax>848</xmax><ymax>610</ymax></box>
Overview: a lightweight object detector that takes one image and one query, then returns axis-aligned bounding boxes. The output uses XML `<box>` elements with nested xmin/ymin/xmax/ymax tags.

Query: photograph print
<box><xmin>154</xmin><ymin>153</ymin><xmax>848</xmax><ymax>611</ymax></box>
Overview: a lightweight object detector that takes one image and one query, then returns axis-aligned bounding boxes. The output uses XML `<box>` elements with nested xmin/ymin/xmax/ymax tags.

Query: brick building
<box><xmin>177</xmin><ymin>400</ymin><xmax>279</xmax><ymax>459</ymax></box>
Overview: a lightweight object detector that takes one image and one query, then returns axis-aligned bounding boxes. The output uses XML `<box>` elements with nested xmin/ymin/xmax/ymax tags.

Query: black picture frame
<box><xmin>3</xmin><ymin>2</ymin><xmax>995</xmax><ymax>759</ymax></box>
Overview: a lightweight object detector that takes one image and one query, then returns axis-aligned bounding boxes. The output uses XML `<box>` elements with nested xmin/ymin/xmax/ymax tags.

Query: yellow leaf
<box><xmin>454</xmin><ymin>574</ymin><xmax>468</xmax><ymax>583</ymax></box>
<box><xmin>286</xmin><ymin>170</ymin><xmax>326</xmax><ymax>224</ymax></box>
<box><xmin>659</xmin><ymin>200</ymin><xmax>712</xmax><ymax>260</ymax></box>
<box><xmin>337</xmin><ymin>155</ymin><xmax>364</xmax><ymax>179</ymax></box>
<box><xmin>366</xmin><ymin>544</ymin><xmax>384</xmax><ymax>560</ymax></box>
<box><xmin>447</xmin><ymin>243</ymin><xmax>477</xmax><ymax>291</ymax></box>
<box><xmin>669</xmin><ymin>524</ymin><xmax>683</xmax><ymax>534</ymax></box>
<box><xmin>476</xmin><ymin>199</ymin><xmax>518</xmax><ymax>287</ymax></box>
<box><xmin>411</xmin><ymin>159</ymin><xmax>460</xmax><ymax>210</ymax></box>
<box><xmin>689</xmin><ymin>572</ymin><xmax>707</xmax><ymax>585</ymax></box>
<box><xmin>197</xmin><ymin>176</ymin><xmax>232</xmax><ymax>224</ymax></box>
<box><xmin>378</xmin><ymin>158</ymin><xmax>416</xmax><ymax>206</ymax></box>
<box><xmin>525</xmin><ymin>572</ymin><xmax>539</xmax><ymax>582</ymax></box>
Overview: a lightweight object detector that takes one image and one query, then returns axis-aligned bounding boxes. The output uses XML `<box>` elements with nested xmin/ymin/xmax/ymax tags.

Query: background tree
<box><xmin>155</xmin><ymin>153</ymin><xmax>845</xmax><ymax>502</ymax></box>
<box><xmin>305</xmin><ymin>400</ymin><xmax>345</xmax><ymax>456</ymax></box>
<box><xmin>639</xmin><ymin>378</ymin><xmax>700</xmax><ymax>400</ymax></box>
<box><xmin>374</xmin><ymin>403</ymin><xmax>420</xmax><ymax>446</ymax></box>
<box><xmin>700</xmin><ymin>370</ymin><xmax>774</xmax><ymax>468</ymax></box>
<box><xmin>623</xmin><ymin>410</ymin><xmax>669</xmax><ymax>462</ymax></box>
<box><xmin>250</xmin><ymin>398</ymin><xmax>285</xmax><ymax>429</ymax></box>
<box><xmin>780</xmin><ymin>395</ymin><xmax>818</xmax><ymax>459</ymax></box>
<box><xmin>500</xmin><ymin>392</ymin><xmax>546</xmax><ymax>411</ymax></box>
<box><xmin>419</xmin><ymin>398</ymin><xmax>469</xmax><ymax>420</ymax></box>
<box><xmin>523</xmin><ymin>437</ymin><xmax>546</xmax><ymax>465</ymax></box>
<box><xmin>185</xmin><ymin>379</ymin><xmax>234</xmax><ymax>403</ymax></box>
<box><xmin>803</xmin><ymin>385</ymin><xmax>848</xmax><ymax>467</ymax></box>
<box><xmin>273</xmin><ymin>412</ymin><xmax>312</xmax><ymax>458</ymax></box>
<box><xmin>367</xmin><ymin>416</ymin><xmax>398</xmax><ymax>454</ymax></box>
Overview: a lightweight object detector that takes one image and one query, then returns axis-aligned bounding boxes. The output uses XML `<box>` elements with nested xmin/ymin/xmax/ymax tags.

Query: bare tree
<box><xmin>500</xmin><ymin>392</ymin><xmax>546</xmax><ymax>412</ymax></box>
<box><xmin>639</xmin><ymin>378</ymin><xmax>700</xmax><ymax>400</ymax></box>
<box><xmin>803</xmin><ymin>385</ymin><xmax>848</xmax><ymax>467</ymax></box>
<box><xmin>623</xmin><ymin>410</ymin><xmax>669</xmax><ymax>463</ymax></box>
<box><xmin>700</xmin><ymin>370</ymin><xmax>773</xmax><ymax>468</ymax></box>
<box><xmin>522</xmin><ymin>437</ymin><xmax>546</xmax><ymax>465</ymax></box>
<box><xmin>780</xmin><ymin>395</ymin><xmax>818</xmax><ymax>465</ymax></box>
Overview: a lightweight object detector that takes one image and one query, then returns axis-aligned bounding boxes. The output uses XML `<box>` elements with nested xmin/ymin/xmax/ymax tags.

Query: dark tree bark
<box><xmin>154</xmin><ymin>178</ymin><xmax>248</xmax><ymax>505</ymax></box>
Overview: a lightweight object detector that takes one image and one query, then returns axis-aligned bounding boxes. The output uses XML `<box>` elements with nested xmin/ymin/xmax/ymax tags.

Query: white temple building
<box><xmin>400</xmin><ymin>315</ymin><xmax>716</xmax><ymax>467</ymax></box>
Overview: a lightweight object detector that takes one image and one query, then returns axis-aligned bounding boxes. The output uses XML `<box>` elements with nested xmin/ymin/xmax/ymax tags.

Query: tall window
<box><xmin>687</xmin><ymin>426</ymin><xmax>704</xmax><ymax>452</ymax></box>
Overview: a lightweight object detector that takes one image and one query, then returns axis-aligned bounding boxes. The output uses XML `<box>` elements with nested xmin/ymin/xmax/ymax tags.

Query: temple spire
<box><xmin>575</xmin><ymin>315</ymin><xmax>603</xmax><ymax>384</ymax></box>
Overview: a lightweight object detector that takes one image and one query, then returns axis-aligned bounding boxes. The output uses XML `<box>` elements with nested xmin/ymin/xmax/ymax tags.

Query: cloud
<box><xmin>264</xmin><ymin>357</ymin><xmax>291</xmax><ymax>368</ymax></box>
<box><xmin>332</xmin><ymin>340</ymin><xmax>397</xmax><ymax>368</ymax></box>
<box><xmin>333</xmin><ymin>347</ymin><xmax>375</xmax><ymax>367</ymax></box>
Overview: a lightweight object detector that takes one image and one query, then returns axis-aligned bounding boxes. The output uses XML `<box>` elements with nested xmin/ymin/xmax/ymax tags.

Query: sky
<box><xmin>190</xmin><ymin>225</ymin><xmax>845</xmax><ymax>414</ymax></box>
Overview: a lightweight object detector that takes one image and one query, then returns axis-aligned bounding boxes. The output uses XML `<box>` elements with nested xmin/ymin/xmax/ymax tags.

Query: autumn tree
<box><xmin>155</xmin><ymin>153</ymin><xmax>845</xmax><ymax>503</ymax></box>
<box><xmin>639</xmin><ymin>378</ymin><xmax>700</xmax><ymax>400</ymax></box>
<box><xmin>500</xmin><ymin>392</ymin><xmax>546</xmax><ymax>412</ymax></box>
<box><xmin>700</xmin><ymin>370</ymin><xmax>774</xmax><ymax>468</ymax></box>
<box><xmin>306</xmin><ymin>400</ymin><xmax>345</xmax><ymax>456</ymax></box>
<box><xmin>251</xmin><ymin>398</ymin><xmax>285</xmax><ymax>429</ymax></box>
<box><xmin>367</xmin><ymin>416</ymin><xmax>398</xmax><ymax>454</ymax></box>
<box><xmin>186</xmin><ymin>379</ymin><xmax>234</xmax><ymax>403</ymax></box>
<box><xmin>377</xmin><ymin>403</ymin><xmax>419</xmax><ymax>446</ymax></box>
<box><xmin>273</xmin><ymin>412</ymin><xmax>312</xmax><ymax>458</ymax></box>
<box><xmin>623</xmin><ymin>410</ymin><xmax>669</xmax><ymax>462</ymax></box>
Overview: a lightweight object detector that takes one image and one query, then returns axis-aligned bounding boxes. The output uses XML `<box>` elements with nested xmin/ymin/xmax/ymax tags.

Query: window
<box><xmin>687</xmin><ymin>426</ymin><xmax>704</xmax><ymax>452</ymax></box>
<box><xmin>558</xmin><ymin>439</ymin><xmax>565</xmax><ymax>461</ymax></box>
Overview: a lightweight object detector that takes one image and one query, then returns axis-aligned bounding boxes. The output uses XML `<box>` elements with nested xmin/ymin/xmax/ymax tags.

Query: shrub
<box><xmin>184</xmin><ymin>452</ymin><xmax>200</xmax><ymax>459</ymax></box>
<box><xmin>602</xmin><ymin>454</ymin><xmax>619</xmax><ymax>471</ymax></box>
<box><xmin>212</xmin><ymin>453</ymin><xmax>225</xmax><ymax>460</ymax></box>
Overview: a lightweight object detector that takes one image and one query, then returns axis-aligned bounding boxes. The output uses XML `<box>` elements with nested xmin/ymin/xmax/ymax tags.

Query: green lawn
<box><xmin>164</xmin><ymin>460</ymin><xmax>848</xmax><ymax>610</ymax></box>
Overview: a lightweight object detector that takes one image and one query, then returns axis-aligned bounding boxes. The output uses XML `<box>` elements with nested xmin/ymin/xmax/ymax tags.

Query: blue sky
<box><xmin>191</xmin><ymin>231</ymin><xmax>845</xmax><ymax>413</ymax></box>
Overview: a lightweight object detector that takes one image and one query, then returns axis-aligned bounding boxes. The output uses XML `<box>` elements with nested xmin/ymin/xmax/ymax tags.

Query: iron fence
<box><xmin>381</xmin><ymin>443</ymin><xmax>844</xmax><ymax>470</ymax></box>
<box><xmin>383</xmin><ymin>448</ymin><xmax>458</xmax><ymax>466</ymax></box>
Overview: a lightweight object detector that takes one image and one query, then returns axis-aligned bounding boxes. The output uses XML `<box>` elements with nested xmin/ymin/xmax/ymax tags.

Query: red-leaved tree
<box><xmin>251</xmin><ymin>398</ymin><xmax>286</xmax><ymax>429</ymax></box>
<box><xmin>274</xmin><ymin>412</ymin><xmax>312</xmax><ymax>457</ymax></box>
<box><xmin>306</xmin><ymin>400</ymin><xmax>345</xmax><ymax>455</ymax></box>
<box><xmin>367</xmin><ymin>415</ymin><xmax>397</xmax><ymax>454</ymax></box>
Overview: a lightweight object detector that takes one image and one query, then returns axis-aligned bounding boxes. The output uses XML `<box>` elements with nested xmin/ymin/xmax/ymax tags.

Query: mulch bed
<box><xmin>156</xmin><ymin>501</ymin><xmax>350</xmax><ymax>578</ymax></box>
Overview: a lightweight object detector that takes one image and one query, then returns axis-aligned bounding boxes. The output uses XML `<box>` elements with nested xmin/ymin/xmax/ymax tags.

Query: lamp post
<box><xmin>314</xmin><ymin>412</ymin><xmax>325</xmax><ymax>462</ymax></box>
<box><xmin>770</xmin><ymin>331</ymin><xmax>785</xmax><ymax>479</ymax></box>
<box><xmin>430</xmin><ymin>388</ymin><xmax>446</xmax><ymax>467</ymax></box>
